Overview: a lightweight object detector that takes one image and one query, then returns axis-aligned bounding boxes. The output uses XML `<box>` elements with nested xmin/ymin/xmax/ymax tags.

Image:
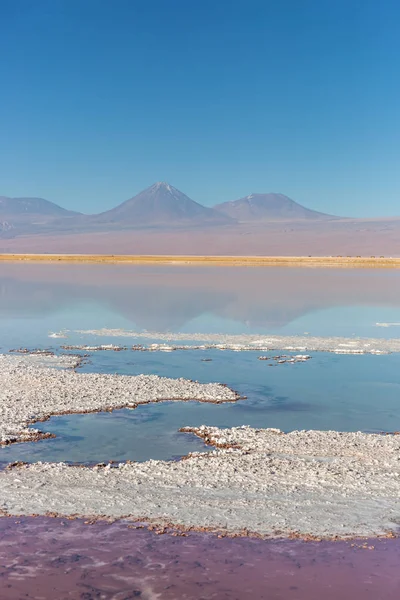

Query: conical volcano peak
<box><xmin>93</xmin><ymin>182</ymin><xmax>234</xmax><ymax>227</ymax></box>
<box><xmin>152</xmin><ymin>181</ymin><xmax>173</xmax><ymax>191</ymax></box>
<box><xmin>147</xmin><ymin>182</ymin><xmax>181</xmax><ymax>198</ymax></box>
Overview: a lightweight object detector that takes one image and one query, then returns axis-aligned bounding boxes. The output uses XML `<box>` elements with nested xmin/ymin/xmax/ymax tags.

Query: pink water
<box><xmin>0</xmin><ymin>517</ymin><xmax>398</xmax><ymax>599</ymax></box>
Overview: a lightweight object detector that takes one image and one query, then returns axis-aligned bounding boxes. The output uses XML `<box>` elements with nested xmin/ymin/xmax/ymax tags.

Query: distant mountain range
<box><xmin>216</xmin><ymin>193</ymin><xmax>335</xmax><ymax>221</ymax></box>
<box><xmin>1</xmin><ymin>182</ymin><xmax>399</xmax><ymax>256</ymax></box>
<box><xmin>0</xmin><ymin>196</ymin><xmax>78</xmax><ymax>217</ymax></box>
<box><xmin>0</xmin><ymin>196</ymin><xmax>79</xmax><ymax>237</ymax></box>
<box><xmin>0</xmin><ymin>182</ymin><xmax>337</xmax><ymax>237</ymax></box>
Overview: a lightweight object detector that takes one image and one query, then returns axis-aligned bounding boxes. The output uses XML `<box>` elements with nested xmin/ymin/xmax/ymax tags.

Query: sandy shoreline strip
<box><xmin>1</xmin><ymin>425</ymin><xmax>399</xmax><ymax>539</ymax></box>
<box><xmin>0</xmin><ymin>253</ymin><xmax>400</xmax><ymax>267</ymax></box>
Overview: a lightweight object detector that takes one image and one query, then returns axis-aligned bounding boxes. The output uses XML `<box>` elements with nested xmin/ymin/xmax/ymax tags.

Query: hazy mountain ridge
<box><xmin>214</xmin><ymin>193</ymin><xmax>336</xmax><ymax>221</ymax></box>
<box><xmin>1</xmin><ymin>184</ymin><xmax>398</xmax><ymax>256</ymax></box>
<box><xmin>0</xmin><ymin>196</ymin><xmax>79</xmax><ymax>216</ymax></box>
<box><xmin>0</xmin><ymin>183</ymin><xmax>339</xmax><ymax>238</ymax></box>
<box><xmin>0</xmin><ymin>196</ymin><xmax>81</xmax><ymax>237</ymax></box>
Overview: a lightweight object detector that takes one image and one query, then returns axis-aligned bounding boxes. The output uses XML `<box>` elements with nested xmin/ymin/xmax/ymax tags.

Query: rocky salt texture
<box><xmin>0</xmin><ymin>354</ymin><xmax>238</xmax><ymax>446</ymax></box>
<box><xmin>1</xmin><ymin>425</ymin><xmax>400</xmax><ymax>539</ymax></box>
<box><xmin>1</xmin><ymin>352</ymin><xmax>400</xmax><ymax>539</ymax></box>
<box><xmin>63</xmin><ymin>329</ymin><xmax>400</xmax><ymax>354</ymax></box>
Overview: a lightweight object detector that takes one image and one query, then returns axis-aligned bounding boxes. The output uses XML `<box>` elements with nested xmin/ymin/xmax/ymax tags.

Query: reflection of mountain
<box><xmin>0</xmin><ymin>267</ymin><xmax>233</xmax><ymax>330</ymax></box>
<box><xmin>102</xmin><ymin>287</ymin><xmax>233</xmax><ymax>330</ymax></box>
<box><xmin>0</xmin><ymin>264</ymin><xmax>400</xmax><ymax>331</ymax></box>
<box><xmin>0</xmin><ymin>277</ymin><xmax>72</xmax><ymax>317</ymax></box>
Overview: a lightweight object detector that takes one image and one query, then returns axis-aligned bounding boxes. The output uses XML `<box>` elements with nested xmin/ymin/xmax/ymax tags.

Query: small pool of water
<box><xmin>1</xmin><ymin>350</ymin><xmax>399</xmax><ymax>465</ymax></box>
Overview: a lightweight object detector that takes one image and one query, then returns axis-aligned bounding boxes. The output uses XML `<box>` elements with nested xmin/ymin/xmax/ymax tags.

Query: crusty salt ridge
<box><xmin>6</xmin><ymin>353</ymin><xmax>81</xmax><ymax>369</ymax></box>
<box><xmin>1</xmin><ymin>426</ymin><xmax>400</xmax><ymax>539</ymax></box>
<box><xmin>66</xmin><ymin>329</ymin><xmax>400</xmax><ymax>354</ymax></box>
<box><xmin>0</xmin><ymin>354</ymin><xmax>238</xmax><ymax>446</ymax></box>
<box><xmin>60</xmin><ymin>345</ymin><xmax>312</xmax><ymax>362</ymax></box>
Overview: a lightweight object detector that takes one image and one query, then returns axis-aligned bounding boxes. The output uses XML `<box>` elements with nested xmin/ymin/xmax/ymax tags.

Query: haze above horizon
<box><xmin>1</xmin><ymin>0</ymin><xmax>399</xmax><ymax>217</ymax></box>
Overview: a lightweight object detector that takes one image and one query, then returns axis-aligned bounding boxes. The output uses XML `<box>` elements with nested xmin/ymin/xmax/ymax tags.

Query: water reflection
<box><xmin>0</xmin><ymin>263</ymin><xmax>399</xmax><ymax>336</ymax></box>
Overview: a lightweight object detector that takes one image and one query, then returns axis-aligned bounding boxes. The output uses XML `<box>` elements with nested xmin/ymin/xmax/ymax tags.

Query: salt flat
<box><xmin>1</xmin><ymin>353</ymin><xmax>399</xmax><ymax>539</ymax></box>
<box><xmin>1</xmin><ymin>425</ymin><xmax>399</xmax><ymax>539</ymax></box>
<box><xmin>0</xmin><ymin>354</ymin><xmax>237</xmax><ymax>446</ymax></box>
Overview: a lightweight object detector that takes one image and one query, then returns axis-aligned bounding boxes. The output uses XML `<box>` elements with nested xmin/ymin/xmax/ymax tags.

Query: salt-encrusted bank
<box><xmin>58</xmin><ymin>329</ymin><xmax>400</xmax><ymax>354</ymax></box>
<box><xmin>1</xmin><ymin>425</ymin><xmax>399</xmax><ymax>539</ymax></box>
<box><xmin>0</xmin><ymin>354</ymin><xmax>238</xmax><ymax>446</ymax></box>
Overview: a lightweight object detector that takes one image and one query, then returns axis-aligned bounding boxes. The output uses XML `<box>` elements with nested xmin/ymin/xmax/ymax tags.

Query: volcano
<box><xmin>214</xmin><ymin>193</ymin><xmax>336</xmax><ymax>222</ymax></box>
<box><xmin>92</xmin><ymin>182</ymin><xmax>234</xmax><ymax>228</ymax></box>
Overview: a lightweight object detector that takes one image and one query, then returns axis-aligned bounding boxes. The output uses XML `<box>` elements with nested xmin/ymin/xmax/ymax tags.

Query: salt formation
<box><xmin>0</xmin><ymin>354</ymin><xmax>238</xmax><ymax>446</ymax></box>
<box><xmin>0</xmin><ymin>425</ymin><xmax>399</xmax><ymax>539</ymax></box>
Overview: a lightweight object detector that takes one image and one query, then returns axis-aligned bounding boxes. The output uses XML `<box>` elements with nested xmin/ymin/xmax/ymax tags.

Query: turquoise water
<box><xmin>0</xmin><ymin>263</ymin><xmax>399</xmax><ymax>464</ymax></box>
<box><xmin>1</xmin><ymin>349</ymin><xmax>399</xmax><ymax>464</ymax></box>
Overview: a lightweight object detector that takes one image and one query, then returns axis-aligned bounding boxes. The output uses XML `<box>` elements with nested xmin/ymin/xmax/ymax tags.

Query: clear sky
<box><xmin>0</xmin><ymin>0</ymin><xmax>399</xmax><ymax>216</ymax></box>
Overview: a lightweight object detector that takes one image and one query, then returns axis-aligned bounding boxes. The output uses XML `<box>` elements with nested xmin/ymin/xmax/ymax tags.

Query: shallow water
<box><xmin>0</xmin><ymin>517</ymin><xmax>399</xmax><ymax>600</ymax></box>
<box><xmin>1</xmin><ymin>350</ymin><xmax>400</xmax><ymax>464</ymax></box>
<box><xmin>1</xmin><ymin>263</ymin><xmax>399</xmax><ymax>463</ymax></box>
<box><xmin>1</xmin><ymin>263</ymin><xmax>400</xmax><ymax>595</ymax></box>
<box><xmin>1</xmin><ymin>264</ymin><xmax>400</xmax><ymax>347</ymax></box>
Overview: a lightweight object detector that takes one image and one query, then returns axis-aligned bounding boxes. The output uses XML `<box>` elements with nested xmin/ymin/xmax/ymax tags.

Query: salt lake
<box><xmin>0</xmin><ymin>262</ymin><xmax>399</xmax><ymax>598</ymax></box>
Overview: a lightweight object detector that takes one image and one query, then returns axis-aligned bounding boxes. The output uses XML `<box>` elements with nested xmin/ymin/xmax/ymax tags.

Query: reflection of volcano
<box><xmin>102</xmin><ymin>287</ymin><xmax>232</xmax><ymax>331</ymax></box>
<box><xmin>0</xmin><ymin>264</ymin><xmax>399</xmax><ymax>331</ymax></box>
<box><xmin>0</xmin><ymin>277</ymin><xmax>73</xmax><ymax>317</ymax></box>
<box><xmin>0</xmin><ymin>265</ymin><xmax>233</xmax><ymax>331</ymax></box>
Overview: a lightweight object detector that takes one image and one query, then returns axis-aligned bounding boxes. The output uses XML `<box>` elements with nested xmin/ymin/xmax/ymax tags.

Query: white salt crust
<box><xmin>1</xmin><ymin>424</ymin><xmax>400</xmax><ymax>539</ymax></box>
<box><xmin>0</xmin><ymin>354</ymin><xmax>237</xmax><ymax>445</ymax></box>
<box><xmin>60</xmin><ymin>329</ymin><xmax>400</xmax><ymax>354</ymax></box>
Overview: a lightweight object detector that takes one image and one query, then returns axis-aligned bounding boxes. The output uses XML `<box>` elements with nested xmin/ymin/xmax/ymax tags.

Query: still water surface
<box><xmin>0</xmin><ymin>263</ymin><xmax>400</xmax><ymax>463</ymax></box>
<box><xmin>1</xmin><ymin>263</ymin><xmax>400</xmax><ymax>345</ymax></box>
<box><xmin>1</xmin><ymin>517</ymin><xmax>399</xmax><ymax>600</ymax></box>
<box><xmin>1</xmin><ymin>263</ymin><xmax>400</xmax><ymax>598</ymax></box>
<box><xmin>2</xmin><ymin>350</ymin><xmax>400</xmax><ymax>464</ymax></box>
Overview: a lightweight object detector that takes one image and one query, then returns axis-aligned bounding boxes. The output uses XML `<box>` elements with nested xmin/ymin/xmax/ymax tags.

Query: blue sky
<box><xmin>0</xmin><ymin>0</ymin><xmax>399</xmax><ymax>216</ymax></box>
